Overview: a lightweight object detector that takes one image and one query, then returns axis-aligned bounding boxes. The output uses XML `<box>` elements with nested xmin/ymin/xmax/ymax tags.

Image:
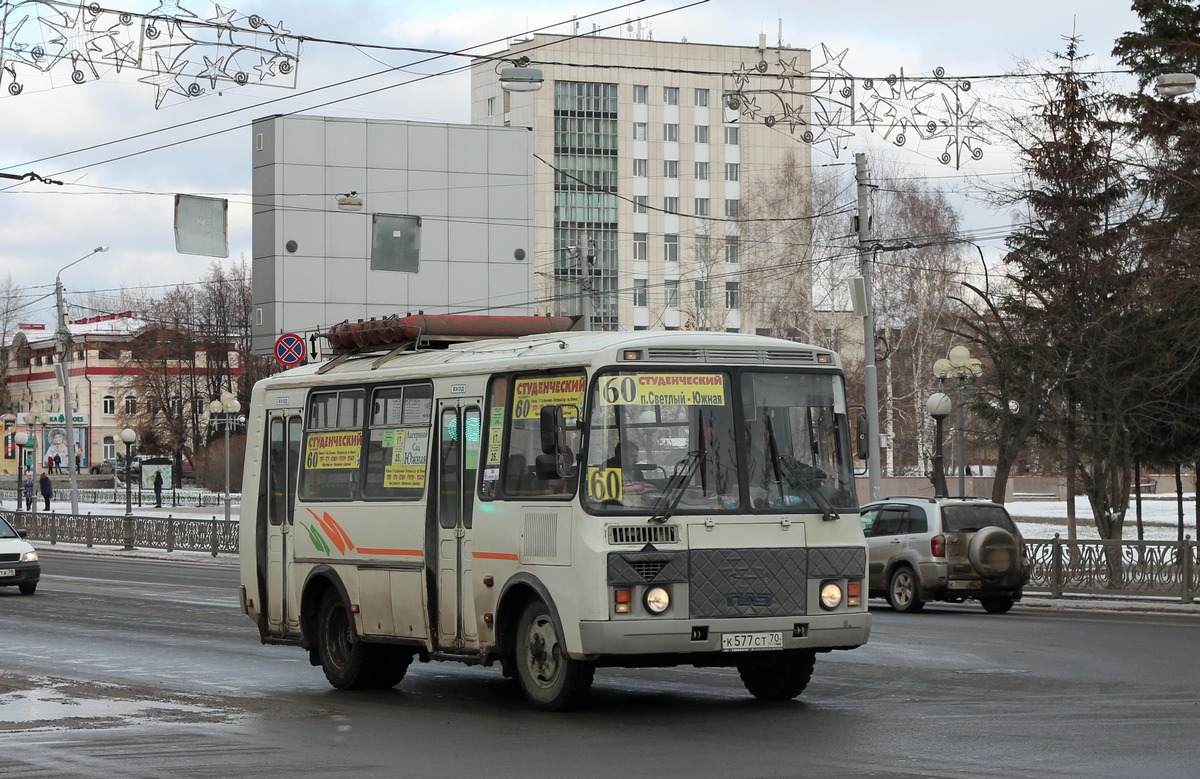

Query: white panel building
<box><xmin>470</xmin><ymin>34</ymin><xmax>813</xmax><ymax>333</ymax></box>
<box><xmin>250</xmin><ymin>116</ymin><xmax>537</xmax><ymax>356</ymax></box>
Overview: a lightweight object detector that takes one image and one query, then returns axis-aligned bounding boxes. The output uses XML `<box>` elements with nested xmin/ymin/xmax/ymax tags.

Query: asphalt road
<box><xmin>0</xmin><ymin>552</ymin><xmax>1197</xmax><ymax>778</ymax></box>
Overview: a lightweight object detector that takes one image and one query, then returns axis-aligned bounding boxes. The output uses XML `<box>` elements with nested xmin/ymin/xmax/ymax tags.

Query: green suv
<box><xmin>859</xmin><ymin>497</ymin><xmax>1032</xmax><ymax>614</ymax></box>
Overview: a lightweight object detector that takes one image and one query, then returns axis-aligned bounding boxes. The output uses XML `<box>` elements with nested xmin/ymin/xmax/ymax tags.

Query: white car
<box><xmin>0</xmin><ymin>515</ymin><xmax>40</xmax><ymax>595</ymax></box>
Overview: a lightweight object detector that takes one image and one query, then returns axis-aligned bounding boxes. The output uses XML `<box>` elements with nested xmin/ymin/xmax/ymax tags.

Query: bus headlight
<box><xmin>644</xmin><ymin>586</ymin><xmax>670</xmax><ymax>614</ymax></box>
<box><xmin>819</xmin><ymin>581</ymin><xmax>843</xmax><ymax>610</ymax></box>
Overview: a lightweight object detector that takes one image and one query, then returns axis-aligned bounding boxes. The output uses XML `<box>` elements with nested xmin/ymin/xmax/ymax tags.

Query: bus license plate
<box><xmin>721</xmin><ymin>631</ymin><xmax>783</xmax><ymax>651</ymax></box>
<box><xmin>0</xmin><ymin>569</ymin><xmax>14</xmax><ymax>578</ymax></box>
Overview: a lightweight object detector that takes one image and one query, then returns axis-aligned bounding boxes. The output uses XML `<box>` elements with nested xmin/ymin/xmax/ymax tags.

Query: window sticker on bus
<box><xmin>382</xmin><ymin>428</ymin><xmax>428</xmax><ymax>466</ymax></box>
<box><xmin>383</xmin><ymin>465</ymin><xmax>426</xmax><ymax>489</ymax></box>
<box><xmin>597</xmin><ymin>374</ymin><xmax>726</xmax><ymax>406</ymax></box>
<box><xmin>586</xmin><ymin>466</ymin><xmax>625</xmax><ymax>503</ymax></box>
<box><xmin>512</xmin><ymin>376</ymin><xmax>585</xmax><ymax>419</ymax></box>
<box><xmin>304</xmin><ymin>431</ymin><xmax>363</xmax><ymax>469</ymax></box>
<box><xmin>485</xmin><ymin>407</ymin><xmax>505</xmax><ymax>469</ymax></box>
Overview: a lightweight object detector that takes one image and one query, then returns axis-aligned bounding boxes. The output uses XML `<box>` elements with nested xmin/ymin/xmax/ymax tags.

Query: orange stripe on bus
<box><xmin>473</xmin><ymin>551</ymin><xmax>519</xmax><ymax>560</ymax></box>
<box><xmin>356</xmin><ymin>548</ymin><xmax>423</xmax><ymax>557</ymax></box>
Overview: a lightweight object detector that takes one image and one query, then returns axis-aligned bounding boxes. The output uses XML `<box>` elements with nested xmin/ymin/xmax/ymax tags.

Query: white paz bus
<box><xmin>238</xmin><ymin>315</ymin><xmax>871</xmax><ymax>710</ymax></box>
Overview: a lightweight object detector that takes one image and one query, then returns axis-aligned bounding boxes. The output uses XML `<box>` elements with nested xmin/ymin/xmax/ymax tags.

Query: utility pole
<box><xmin>55</xmin><ymin>278</ymin><xmax>82</xmax><ymax>516</ymax></box>
<box><xmin>856</xmin><ymin>153</ymin><xmax>883</xmax><ymax>501</ymax></box>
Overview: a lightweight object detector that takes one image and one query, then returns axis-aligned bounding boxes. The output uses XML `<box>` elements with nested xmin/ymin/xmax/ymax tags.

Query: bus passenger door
<box><xmin>264</xmin><ymin>411</ymin><xmax>302</xmax><ymax>635</ymax></box>
<box><xmin>434</xmin><ymin>400</ymin><xmax>482</xmax><ymax>650</ymax></box>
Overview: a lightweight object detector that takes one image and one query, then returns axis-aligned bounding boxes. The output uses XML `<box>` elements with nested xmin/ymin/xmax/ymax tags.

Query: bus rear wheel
<box><xmin>317</xmin><ymin>590</ymin><xmax>408</xmax><ymax>689</ymax></box>
<box><xmin>515</xmin><ymin>600</ymin><xmax>594</xmax><ymax>711</ymax></box>
<box><xmin>737</xmin><ymin>649</ymin><xmax>816</xmax><ymax>701</ymax></box>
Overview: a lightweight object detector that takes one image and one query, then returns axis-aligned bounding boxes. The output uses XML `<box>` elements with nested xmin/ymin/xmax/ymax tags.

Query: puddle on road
<box><xmin>0</xmin><ymin>674</ymin><xmax>238</xmax><ymax>731</ymax></box>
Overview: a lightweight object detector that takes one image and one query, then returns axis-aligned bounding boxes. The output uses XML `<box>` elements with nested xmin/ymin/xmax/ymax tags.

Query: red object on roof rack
<box><xmin>324</xmin><ymin>313</ymin><xmax>580</xmax><ymax>351</ymax></box>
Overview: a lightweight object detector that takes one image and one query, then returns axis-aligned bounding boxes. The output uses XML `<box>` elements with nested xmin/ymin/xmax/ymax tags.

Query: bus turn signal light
<box><xmin>614</xmin><ymin>588</ymin><xmax>632</xmax><ymax>613</ymax></box>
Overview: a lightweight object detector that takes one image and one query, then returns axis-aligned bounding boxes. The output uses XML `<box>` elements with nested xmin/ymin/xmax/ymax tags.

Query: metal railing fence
<box><xmin>3</xmin><ymin>509</ymin><xmax>1197</xmax><ymax>603</ymax></box>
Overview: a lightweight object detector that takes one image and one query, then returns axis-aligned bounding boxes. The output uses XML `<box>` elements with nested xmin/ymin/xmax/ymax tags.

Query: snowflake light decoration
<box><xmin>724</xmin><ymin>49</ymin><xmax>989</xmax><ymax>168</ymax></box>
<box><xmin>0</xmin><ymin>0</ymin><xmax>301</xmax><ymax>107</ymax></box>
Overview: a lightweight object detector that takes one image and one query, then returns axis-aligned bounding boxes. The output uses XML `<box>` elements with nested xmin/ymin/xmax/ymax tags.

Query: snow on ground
<box><xmin>1007</xmin><ymin>495</ymin><xmax>1198</xmax><ymax>542</ymax></box>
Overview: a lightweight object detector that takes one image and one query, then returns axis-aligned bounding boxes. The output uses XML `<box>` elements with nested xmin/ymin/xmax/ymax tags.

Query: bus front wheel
<box><xmin>514</xmin><ymin>600</ymin><xmax>594</xmax><ymax>711</ymax></box>
<box><xmin>317</xmin><ymin>590</ymin><xmax>408</xmax><ymax>689</ymax></box>
<box><xmin>737</xmin><ymin>649</ymin><xmax>816</xmax><ymax>701</ymax></box>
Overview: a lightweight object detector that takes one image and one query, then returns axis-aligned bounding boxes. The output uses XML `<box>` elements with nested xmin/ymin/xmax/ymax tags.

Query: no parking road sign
<box><xmin>275</xmin><ymin>333</ymin><xmax>307</xmax><ymax>367</ymax></box>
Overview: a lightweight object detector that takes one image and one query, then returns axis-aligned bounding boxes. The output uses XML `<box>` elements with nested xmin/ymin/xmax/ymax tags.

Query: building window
<box><xmin>664</xmin><ymin>160</ymin><xmax>678</xmax><ymax>179</ymax></box>
<box><xmin>633</xmin><ymin>158</ymin><xmax>648</xmax><ymax>177</ymax></box>
<box><xmin>695</xmin><ymin>198</ymin><xmax>709</xmax><ymax>216</ymax></box>
<box><xmin>695</xmin><ymin>161</ymin><xmax>709</xmax><ymax>180</ymax></box>
<box><xmin>664</xmin><ymin>123</ymin><xmax>679</xmax><ymax>142</ymax></box>
<box><xmin>487</xmin><ymin>96</ymin><xmax>497</xmax><ymax>116</ymax></box>
<box><xmin>103</xmin><ymin>435</ymin><xmax>116</xmax><ymax>460</ymax></box>
<box><xmin>725</xmin><ymin>163</ymin><xmax>740</xmax><ymax>182</ymax></box>
<box><xmin>725</xmin><ymin>235</ymin><xmax>740</xmax><ymax>263</ymax></box>
<box><xmin>695</xmin><ymin>280</ymin><xmax>707</xmax><ymax>309</ymax></box>
<box><xmin>633</xmin><ymin>232</ymin><xmax>648</xmax><ymax>260</ymax></box>
<box><xmin>124</xmin><ymin>395</ymin><xmax>138</xmax><ymax>414</ymax></box>
<box><xmin>725</xmin><ymin>199</ymin><xmax>739</xmax><ymax>218</ymax></box>
<box><xmin>634</xmin><ymin>279</ymin><xmax>648</xmax><ymax>307</ymax></box>
<box><xmin>633</xmin><ymin>84</ymin><xmax>648</xmax><ymax>103</ymax></box>
<box><xmin>726</xmin><ymin>282</ymin><xmax>741</xmax><ymax>309</ymax></box>
<box><xmin>664</xmin><ymin>86</ymin><xmax>679</xmax><ymax>105</ymax></box>
<box><xmin>665</xmin><ymin>280</ymin><xmax>679</xmax><ymax>308</ymax></box>
<box><xmin>725</xmin><ymin>126</ymin><xmax>740</xmax><ymax>145</ymax></box>
<box><xmin>695</xmin><ymin>124</ymin><xmax>709</xmax><ymax>144</ymax></box>
<box><xmin>664</xmin><ymin>234</ymin><xmax>679</xmax><ymax>262</ymax></box>
<box><xmin>695</xmin><ymin>88</ymin><xmax>709</xmax><ymax>106</ymax></box>
<box><xmin>664</xmin><ymin>196</ymin><xmax>679</xmax><ymax>214</ymax></box>
<box><xmin>633</xmin><ymin>195</ymin><xmax>647</xmax><ymax>213</ymax></box>
<box><xmin>633</xmin><ymin>121</ymin><xmax>647</xmax><ymax>140</ymax></box>
<box><xmin>103</xmin><ymin>395</ymin><xmax>117</xmax><ymax>415</ymax></box>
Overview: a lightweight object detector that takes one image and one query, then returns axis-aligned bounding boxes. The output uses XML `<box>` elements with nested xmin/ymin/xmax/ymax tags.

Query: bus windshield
<box><xmin>582</xmin><ymin>368</ymin><xmax>856</xmax><ymax>515</ymax></box>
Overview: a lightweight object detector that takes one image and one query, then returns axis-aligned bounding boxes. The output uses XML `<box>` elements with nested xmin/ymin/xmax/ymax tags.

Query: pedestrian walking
<box><xmin>22</xmin><ymin>472</ymin><xmax>34</xmax><ymax>511</ymax></box>
<box><xmin>39</xmin><ymin>472</ymin><xmax>52</xmax><ymax>511</ymax></box>
<box><xmin>53</xmin><ymin>453</ymin><xmax>62</xmax><ymax>475</ymax></box>
<box><xmin>153</xmin><ymin>470</ymin><xmax>164</xmax><ymax>508</ymax></box>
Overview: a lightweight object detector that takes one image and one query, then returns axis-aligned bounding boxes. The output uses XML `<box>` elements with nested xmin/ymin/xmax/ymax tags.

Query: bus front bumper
<box><xmin>577</xmin><ymin>612</ymin><xmax>871</xmax><ymax>657</ymax></box>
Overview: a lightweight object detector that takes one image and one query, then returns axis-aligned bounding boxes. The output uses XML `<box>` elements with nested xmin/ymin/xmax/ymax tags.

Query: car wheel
<box><xmin>514</xmin><ymin>600</ymin><xmax>594</xmax><ymax>711</ymax></box>
<box><xmin>980</xmin><ymin>595</ymin><xmax>1015</xmax><ymax>614</ymax></box>
<box><xmin>18</xmin><ymin>582</ymin><xmax>36</xmax><ymax>595</ymax></box>
<box><xmin>887</xmin><ymin>566</ymin><xmax>924</xmax><ymax>613</ymax></box>
<box><xmin>737</xmin><ymin>649</ymin><xmax>816</xmax><ymax>701</ymax></box>
<box><xmin>968</xmin><ymin>527</ymin><xmax>1020</xmax><ymax>580</ymax></box>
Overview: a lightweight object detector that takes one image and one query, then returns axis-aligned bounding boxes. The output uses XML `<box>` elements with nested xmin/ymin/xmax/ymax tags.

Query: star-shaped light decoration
<box><xmin>103</xmin><ymin>37</ymin><xmax>140</xmax><ymax>73</ymax></box>
<box><xmin>42</xmin><ymin>1</ymin><xmax>118</xmax><ymax>80</ymax></box>
<box><xmin>811</xmin><ymin>43</ymin><xmax>852</xmax><ymax>94</ymax></box>
<box><xmin>927</xmin><ymin>91</ymin><xmax>989</xmax><ymax>167</ymax></box>
<box><xmin>776</xmin><ymin>56</ymin><xmax>803</xmax><ymax>90</ymax></box>
<box><xmin>253</xmin><ymin>53</ymin><xmax>277</xmax><ymax>82</ymax></box>
<box><xmin>207</xmin><ymin>5</ymin><xmax>237</xmax><ymax>42</ymax></box>
<box><xmin>138</xmin><ymin>49</ymin><xmax>190</xmax><ymax>108</ymax></box>
<box><xmin>148</xmin><ymin>0</ymin><xmax>199</xmax><ymax>21</ymax></box>
<box><xmin>199</xmin><ymin>54</ymin><xmax>227</xmax><ymax>88</ymax></box>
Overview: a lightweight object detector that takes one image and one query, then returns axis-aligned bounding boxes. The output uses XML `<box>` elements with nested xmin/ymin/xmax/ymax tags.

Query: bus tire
<box><xmin>737</xmin><ymin>649</ymin><xmax>816</xmax><ymax>701</ymax></box>
<box><xmin>515</xmin><ymin>600</ymin><xmax>594</xmax><ymax>711</ymax></box>
<box><xmin>317</xmin><ymin>589</ymin><xmax>380</xmax><ymax>690</ymax></box>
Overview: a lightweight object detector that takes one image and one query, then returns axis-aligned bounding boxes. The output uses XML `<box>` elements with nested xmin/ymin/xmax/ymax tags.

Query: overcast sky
<box><xmin>0</xmin><ymin>0</ymin><xmax>1146</xmax><ymax>326</ymax></box>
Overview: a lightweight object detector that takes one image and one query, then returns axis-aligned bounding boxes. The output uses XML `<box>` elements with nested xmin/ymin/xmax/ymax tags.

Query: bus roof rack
<box><xmin>322</xmin><ymin>313</ymin><xmax>581</xmax><ymax>357</ymax></box>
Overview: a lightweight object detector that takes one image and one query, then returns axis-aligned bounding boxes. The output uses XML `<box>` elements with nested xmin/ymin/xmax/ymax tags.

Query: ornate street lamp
<box><xmin>23</xmin><ymin>410</ymin><xmax>48</xmax><ymax>516</ymax></box>
<box><xmin>14</xmin><ymin>431</ymin><xmax>28</xmax><ymax>514</ymax></box>
<box><xmin>926</xmin><ymin>393</ymin><xmax>952</xmax><ymax>499</ymax></box>
<box><xmin>208</xmin><ymin>390</ymin><xmax>242</xmax><ymax>524</ymax></box>
<box><xmin>120</xmin><ymin>427</ymin><xmax>137</xmax><ymax>550</ymax></box>
<box><xmin>933</xmin><ymin>345</ymin><xmax>984</xmax><ymax>497</ymax></box>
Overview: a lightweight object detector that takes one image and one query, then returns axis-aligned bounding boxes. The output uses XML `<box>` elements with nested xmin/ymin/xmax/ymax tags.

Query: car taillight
<box><xmin>931</xmin><ymin>534</ymin><xmax>946</xmax><ymax>558</ymax></box>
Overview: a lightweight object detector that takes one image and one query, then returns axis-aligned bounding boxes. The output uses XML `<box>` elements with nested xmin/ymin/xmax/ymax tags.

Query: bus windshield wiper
<box><xmin>649</xmin><ymin>450</ymin><xmax>705</xmax><ymax>524</ymax></box>
<box><xmin>776</xmin><ymin>454</ymin><xmax>840</xmax><ymax>521</ymax></box>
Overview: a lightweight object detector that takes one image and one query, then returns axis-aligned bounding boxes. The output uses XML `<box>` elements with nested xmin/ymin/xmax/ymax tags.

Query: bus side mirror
<box><xmin>536</xmin><ymin>405</ymin><xmax>571</xmax><ymax>479</ymax></box>
<box><xmin>855</xmin><ymin>410</ymin><xmax>869</xmax><ymax>461</ymax></box>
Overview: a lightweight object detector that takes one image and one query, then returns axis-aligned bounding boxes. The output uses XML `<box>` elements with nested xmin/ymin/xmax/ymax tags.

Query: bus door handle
<box><xmin>455</xmin><ymin>527</ymin><xmax>466</xmax><ymax>539</ymax></box>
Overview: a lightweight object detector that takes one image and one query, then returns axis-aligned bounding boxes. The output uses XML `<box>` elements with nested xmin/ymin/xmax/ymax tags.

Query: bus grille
<box><xmin>688</xmin><ymin>547</ymin><xmax>865</xmax><ymax>618</ymax></box>
<box><xmin>608</xmin><ymin>525</ymin><xmax>679</xmax><ymax>545</ymax></box>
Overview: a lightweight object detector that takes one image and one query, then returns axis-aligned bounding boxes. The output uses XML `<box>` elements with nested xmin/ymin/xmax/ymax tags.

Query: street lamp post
<box><xmin>934</xmin><ymin>345</ymin><xmax>984</xmax><ymax>498</ymax></box>
<box><xmin>13</xmin><ymin>431</ymin><xmax>28</xmax><ymax>513</ymax></box>
<box><xmin>926</xmin><ymin>393</ymin><xmax>952</xmax><ymax>498</ymax></box>
<box><xmin>208</xmin><ymin>390</ymin><xmax>242</xmax><ymax>524</ymax></box>
<box><xmin>23</xmin><ymin>410</ymin><xmax>47</xmax><ymax>516</ymax></box>
<box><xmin>55</xmin><ymin>245</ymin><xmax>110</xmax><ymax>518</ymax></box>
<box><xmin>120</xmin><ymin>428</ymin><xmax>137</xmax><ymax>549</ymax></box>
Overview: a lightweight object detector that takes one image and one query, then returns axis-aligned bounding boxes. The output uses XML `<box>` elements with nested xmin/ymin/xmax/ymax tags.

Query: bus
<box><xmin>238</xmin><ymin>315</ymin><xmax>871</xmax><ymax>710</ymax></box>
